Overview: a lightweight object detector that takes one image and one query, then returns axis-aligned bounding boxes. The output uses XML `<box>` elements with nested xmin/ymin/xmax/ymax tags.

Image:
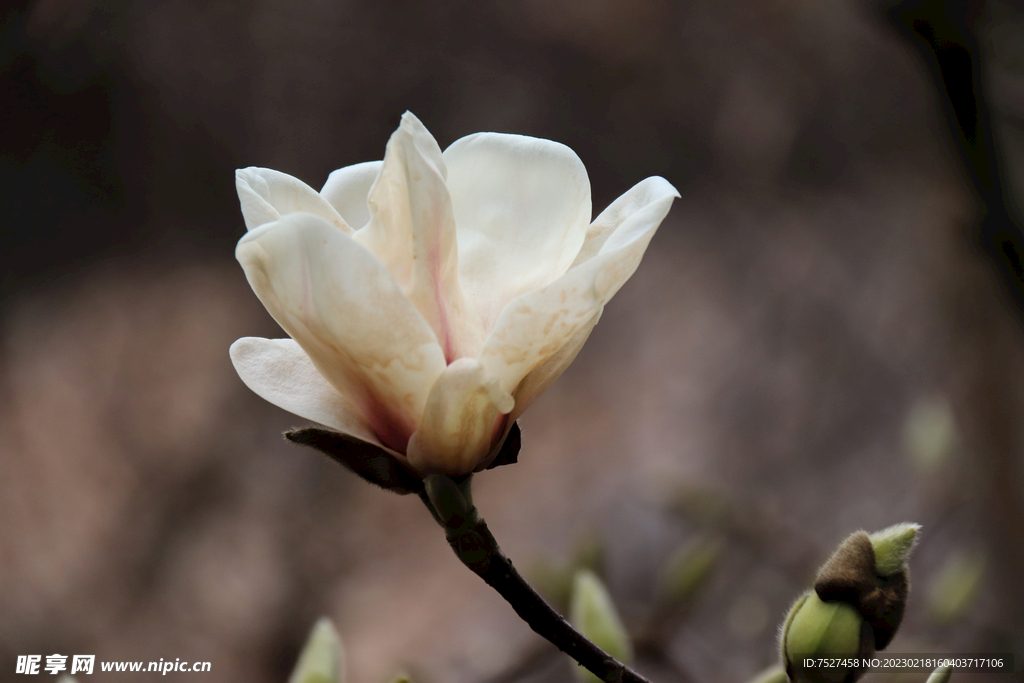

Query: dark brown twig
<box><xmin>422</xmin><ymin>475</ymin><xmax>651</xmax><ymax>683</ymax></box>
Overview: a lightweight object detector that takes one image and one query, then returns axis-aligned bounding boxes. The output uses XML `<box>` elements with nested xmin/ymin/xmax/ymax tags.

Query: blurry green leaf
<box><xmin>570</xmin><ymin>569</ymin><xmax>632</xmax><ymax>683</ymax></box>
<box><xmin>656</xmin><ymin>537</ymin><xmax>721</xmax><ymax>605</ymax></box>
<box><xmin>928</xmin><ymin>551</ymin><xmax>986</xmax><ymax>624</ymax></box>
<box><xmin>869</xmin><ymin>523</ymin><xmax>921</xmax><ymax>576</ymax></box>
<box><xmin>390</xmin><ymin>673</ymin><xmax>411</xmax><ymax>683</ymax></box>
<box><xmin>56</xmin><ymin>676</ymin><xmax>79</xmax><ymax>683</ymax></box>
<box><xmin>903</xmin><ymin>397</ymin><xmax>957</xmax><ymax>472</ymax></box>
<box><xmin>925</xmin><ymin>663</ymin><xmax>953</xmax><ymax>683</ymax></box>
<box><xmin>289</xmin><ymin>617</ymin><xmax>345</xmax><ymax>683</ymax></box>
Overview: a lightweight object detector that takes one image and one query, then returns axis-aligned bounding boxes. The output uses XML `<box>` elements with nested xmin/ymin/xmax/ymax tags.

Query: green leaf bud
<box><xmin>868</xmin><ymin>523</ymin><xmax>921</xmax><ymax>577</ymax></box>
<box><xmin>570</xmin><ymin>569</ymin><xmax>632</xmax><ymax>683</ymax></box>
<box><xmin>289</xmin><ymin>617</ymin><xmax>345</xmax><ymax>683</ymax></box>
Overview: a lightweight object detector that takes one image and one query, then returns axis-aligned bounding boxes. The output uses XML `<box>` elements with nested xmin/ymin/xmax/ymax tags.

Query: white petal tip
<box><xmin>399</xmin><ymin>111</ymin><xmax>429</xmax><ymax>136</ymax></box>
<box><xmin>234</xmin><ymin>167</ymin><xmax>263</xmax><ymax>189</ymax></box>
<box><xmin>642</xmin><ymin>175</ymin><xmax>681</xmax><ymax>199</ymax></box>
<box><xmin>229</xmin><ymin>336</ymin><xmax>260</xmax><ymax>363</ymax></box>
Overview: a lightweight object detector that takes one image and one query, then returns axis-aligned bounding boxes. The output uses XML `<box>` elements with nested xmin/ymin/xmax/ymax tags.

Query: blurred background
<box><xmin>2</xmin><ymin>0</ymin><xmax>1024</xmax><ymax>681</ymax></box>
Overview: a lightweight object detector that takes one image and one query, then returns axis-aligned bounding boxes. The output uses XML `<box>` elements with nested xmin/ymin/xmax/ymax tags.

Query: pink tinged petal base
<box><xmin>236</xmin><ymin>213</ymin><xmax>447</xmax><ymax>453</ymax></box>
<box><xmin>406</xmin><ymin>358</ymin><xmax>514</xmax><ymax>475</ymax></box>
<box><xmin>235</xmin><ymin>167</ymin><xmax>352</xmax><ymax>233</ymax></box>
<box><xmin>355</xmin><ymin>112</ymin><xmax>483</xmax><ymax>363</ymax></box>
<box><xmin>443</xmin><ymin>131</ymin><xmax>592</xmax><ymax>332</ymax></box>
<box><xmin>320</xmin><ymin>160</ymin><xmax>383</xmax><ymax>230</ymax></box>
<box><xmin>229</xmin><ymin>337</ymin><xmax>392</xmax><ymax>449</ymax></box>
<box><xmin>479</xmin><ymin>176</ymin><xmax>679</xmax><ymax>398</ymax></box>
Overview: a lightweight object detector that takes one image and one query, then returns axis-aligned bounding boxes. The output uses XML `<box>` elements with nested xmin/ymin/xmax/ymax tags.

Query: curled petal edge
<box><xmin>572</xmin><ymin>176</ymin><xmax>679</xmax><ymax>268</ymax></box>
<box><xmin>236</xmin><ymin>167</ymin><xmax>351</xmax><ymax>233</ymax></box>
<box><xmin>479</xmin><ymin>177</ymin><xmax>678</xmax><ymax>396</ymax></box>
<box><xmin>320</xmin><ymin>160</ymin><xmax>383</xmax><ymax>231</ymax></box>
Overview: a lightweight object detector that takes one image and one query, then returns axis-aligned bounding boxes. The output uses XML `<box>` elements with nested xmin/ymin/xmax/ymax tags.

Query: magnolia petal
<box><xmin>443</xmin><ymin>132</ymin><xmax>592</xmax><ymax>331</ymax></box>
<box><xmin>406</xmin><ymin>358</ymin><xmax>514</xmax><ymax>475</ymax></box>
<box><xmin>356</xmin><ymin>112</ymin><xmax>482</xmax><ymax>361</ymax></box>
<box><xmin>229</xmin><ymin>337</ymin><xmax>387</xmax><ymax>447</ymax></box>
<box><xmin>508</xmin><ymin>309</ymin><xmax>601</xmax><ymax>423</ymax></box>
<box><xmin>321</xmin><ymin>160</ymin><xmax>383</xmax><ymax>230</ymax></box>
<box><xmin>572</xmin><ymin>176</ymin><xmax>679</xmax><ymax>268</ymax></box>
<box><xmin>236</xmin><ymin>213</ymin><xmax>447</xmax><ymax>452</ymax></box>
<box><xmin>480</xmin><ymin>178</ymin><xmax>677</xmax><ymax>395</ymax></box>
<box><xmin>236</xmin><ymin>167</ymin><xmax>351</xmax><ymax>233</ymax></box>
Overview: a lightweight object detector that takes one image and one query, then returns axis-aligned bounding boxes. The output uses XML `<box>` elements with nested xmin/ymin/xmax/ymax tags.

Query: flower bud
<box><xmin>781</xmin><ymin>591</ymin><xmax>872</xmax><ymax>683</ymax></box>
<box><xmin>779</xmin><ymin>524</ymin><xmax>922</xmax><ymax>683</ymax></box>
<box><xmin>289</xmin><ymin>618</ymin><xmax>345</xmax><ymax>683</ymax></box>
<box><xmin>814</xmin><ymin>524</ymin><xmax>919</xmax><ymax>650</ymax></box>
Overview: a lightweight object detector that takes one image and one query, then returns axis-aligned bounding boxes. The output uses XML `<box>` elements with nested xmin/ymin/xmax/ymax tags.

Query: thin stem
<box><xmin>423</xmin><ymin>493</ymin><xmax>651</xmax><ymax>683</ymax></box>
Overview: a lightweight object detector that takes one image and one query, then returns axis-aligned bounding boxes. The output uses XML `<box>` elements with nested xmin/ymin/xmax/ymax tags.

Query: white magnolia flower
<box><xmin>231</xmin><ymin>112</ymin><xmax>678</xmax><ymax>475</ymax></box>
